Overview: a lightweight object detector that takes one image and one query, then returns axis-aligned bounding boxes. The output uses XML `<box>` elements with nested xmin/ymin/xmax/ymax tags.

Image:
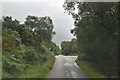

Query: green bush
<box><xmin>2</xmin><ymin>58</ymin><xmax>22</xmax><ymax>77</ymax></box>
<box><xmin>2</xmin><ymin>58</ymin><xmax>10</xmax><ymax>73</ymax></box>
<box><xmin>23</xmin><ymin>47</ymin><xmax>37</xmax><ymax>64</ymax></box>
<box><xmin>2</xmin><ymin>29</ymin><xmax>22</xmax><ymax>53</ymax></box>
<box><xmin>2</xmin><ymin>16</ymin><xmax>57</xmax><ymax>78</ymax></box>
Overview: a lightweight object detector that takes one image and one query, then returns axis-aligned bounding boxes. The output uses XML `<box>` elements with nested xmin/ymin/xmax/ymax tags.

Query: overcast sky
<box><xmin>2</xmin><ymin>0</ymin><xmax>75</xmax><ymax>46</ymax></box>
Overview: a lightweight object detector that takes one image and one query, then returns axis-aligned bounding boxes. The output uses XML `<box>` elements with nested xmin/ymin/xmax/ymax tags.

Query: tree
<box><xmin>25</xmin><ymin>15</ymin><xmax>55</xmax><ymax>42</ymax></box>
<box><xmin>63</xmin><ymin>1</ymin><xmax>118</xmax><ymax>77</ymax></box>
<box><xmin>61</xmin><ymin>38</ymin><xmax>79</xmax><ymax>55</ymax></box>
<box><xmin>2</xmin><ymin>15</ymin><xmax>57</xmax><ymax>78</ymax></box>
<box><xmin>14</xmin><ymin>24</ymin><xmax>36</xmax><ymax>46</ymax></box>
<box><xmin>2</xmin><ymin>16</ymin><xmax>20</xmax><ymax>30</ymax></box>
<box><xmin>50</xmin><ymin>41</ymin><xmax>60</xmax><ymax>55</ymax></box>
<box><xmin>61</xmin><ymin>41</ymin><xmax>72</xmax><ymax>55</ymax></box>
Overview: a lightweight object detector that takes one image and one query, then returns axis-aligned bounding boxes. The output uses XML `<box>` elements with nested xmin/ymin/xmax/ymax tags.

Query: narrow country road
<box><xmin>46</xmin><ymin>55</ymin><xmax>89</xmax><ymax>78</ymax></box>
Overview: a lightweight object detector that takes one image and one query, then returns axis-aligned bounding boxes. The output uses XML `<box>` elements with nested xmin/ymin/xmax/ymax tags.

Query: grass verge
<box><xmin>19</xmin><ymin>57</ymin><xmax>55</xmax><ymax>78</ymax></box>
<box><xmin>76</xmin><ymin>60</ymin><xmax>104</xmax><ymax>78</ymax></box>
<box><xmin>66</xmin><ymin>53</ymin><xmax>80</xmax><ymax>56</ymax></box>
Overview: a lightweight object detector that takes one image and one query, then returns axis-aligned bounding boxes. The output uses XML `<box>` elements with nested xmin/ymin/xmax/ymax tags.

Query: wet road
<box><xmin>46</xmin><ymin>55</ymin><xmax>89</xmax><ymax>78</ymax></box>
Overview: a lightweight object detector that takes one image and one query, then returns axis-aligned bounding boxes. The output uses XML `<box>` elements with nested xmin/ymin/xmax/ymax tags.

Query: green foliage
<box><xmin>61</xmin><ymin>38</ymin><xmax>79</xmax><ymax>55</ymax></box>
<box><xmin>63</xmin><ymin>1</ymin><xmax>118</xmax><ymax>77</ymax></box>
<box><xmin>2</xmin><ymin>29</ymin><xmax>22</xmax><ymax>53</ymax></box>
<box><xmin>2</xmin><ymin>16</ymin><xmax>20</xmax><ymax>30</ymax></box>
<box><xmin>23</xmin><ymin>47</ymin><xmax>37</xmax><ymax>64</ymax></box>
<box><xmin>16</xmin><ymin>24</ymin><xmax>35</xmax><ymax>46</ymax></box>
<box><xmin>2</xmin><ymin>51</ymin><xmax>27</xmax><ymax>78</ymax></box>
<box><xmin>76</xmin><ymin>60</ymin><xmax>104</xmax><ymax>78</ymax></box>
<box><xmin>61</xmin><ymin>41</ymin><xmax>72</xmax><ymax>55</ymax></box>
<box><xmin>2</xmin><ymin>15</ymin><xmax>57</xmax><ymax>78</ymax></box>
<box><xmin>25</xmin><ymin>15</ymin><xmax>55</xmax><ymax>41</ymax></box>
<box><xmin>49</xmin><ymin>41</ymin><xmax>60</xmax><ymax>55</ymax></box>
<box><xmin>19</xmin><ymin>57</ymin><xmax>55</xmax><ymax>78</ymax></box>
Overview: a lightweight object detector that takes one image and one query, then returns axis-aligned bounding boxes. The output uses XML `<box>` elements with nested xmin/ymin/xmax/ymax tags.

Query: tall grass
<box><xmin>76</xmin><ymin>60</ymin><xmax>104</xmax><ymax>78</ymax></box>
<box><xmin>66</xmin><ymin>53</ymin><xmax>80</xmax><ymax>56</ymax></box>
<box><xmin>19</xmin><ymin>57</ymin><xmax>55</xmax><ymax>78</ymax></box>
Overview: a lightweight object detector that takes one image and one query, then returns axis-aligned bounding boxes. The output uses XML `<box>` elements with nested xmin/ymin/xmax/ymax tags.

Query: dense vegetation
<box><xmin>2</xmin><ymin>15</ymin><xmax>60</xmax><ymax>78</ymax></box>
<box><xmin>63</xmin><ymin>2</ymin><xmax>118</xmax><ymax>77</ymax></box>
<box><xmin>61</xmin><ymin>38</ymin><xmax>79</xmax><ymax>55</ymax></box>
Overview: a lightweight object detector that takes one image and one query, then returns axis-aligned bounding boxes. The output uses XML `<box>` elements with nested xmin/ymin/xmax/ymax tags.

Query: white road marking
<box><xmin>71</xmin><ymin>56</ymin><xmax>80</xmax><ymax>69</ymax></box>
<box><xmin>74</xmin><ymin>62</ymin><xmax>80</xmax><ymax>69</ymax></box>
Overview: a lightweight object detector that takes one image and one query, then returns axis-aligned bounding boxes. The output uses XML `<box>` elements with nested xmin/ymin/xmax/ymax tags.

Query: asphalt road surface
<box><xmin>46</xmin><ymin>55</ymin><xmax>89</xmax><ymax>78</ymax></box>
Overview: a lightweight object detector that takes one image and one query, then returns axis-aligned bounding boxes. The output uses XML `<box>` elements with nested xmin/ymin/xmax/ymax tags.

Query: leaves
<box><xmin>63</xmin><ymin>1</ymin><xmax>118</xmax><ymax>77</ymax></box>
<box><xmin>2</xmin><ymin>29</ymin><xmax>22</xmax><ymax>53</ymax></box>
<box><xmin>61</xmin><ymin>38</ymin><xmax>79</xmax><ymax>55</ymax></box>
<box><xmin>2</xmin><ymin>15</ymin><xmax>59</xmax><ymax>78</ymax></box>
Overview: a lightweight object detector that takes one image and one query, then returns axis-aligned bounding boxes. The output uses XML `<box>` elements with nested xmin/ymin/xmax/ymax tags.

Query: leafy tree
<box><xmin>23</xmin><ymin>47</ymin><xmax>37</xmax><ymax>64</ymax></box>
<box><xmin>25</xmin><ymin>15</ymin><xmax>55</xmax><ymax>42</ymax></box>
<box><xmin>2</xmin><ymin>16</ymin><xmax>20</xmax><ymax>30</ymax></box>
<box><xmin>63</xmin><ymin>1</ymin><xmax>118</xmax><ymax>77</ymax></box>
<box><xmin>25</xmin><ymin>15</ymin><xmax>38</xmax><ymax>29</ymax></box>
<box><xmin>16</xmin><ymin>24</ymin><xmax>36</xmax><ymax>46</ymax></box>
<box><xmin>2</xmin><ymin>15</ymin><xmax>57</xmax><ymax>78</ymax></box>
<box><xmin>50</xmin><ymin>41</ymin><xmax>60</xmax><ymax>55</ymax></box>
<box><xmin>61</xmin><ymin>38</ymin><xmax>79</xmax><ymax>55</ymax></box>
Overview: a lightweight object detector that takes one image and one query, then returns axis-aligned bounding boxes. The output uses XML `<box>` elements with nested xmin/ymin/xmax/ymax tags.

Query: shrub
<box><xmin>2</xmin><ymin>29</ymin><xmax>22</xmax><ymax>53</ymax></box>
<box><xmin>23</xmin><ymin>47</ymin><xmax>37</xmax><ymax>64</ymax></box>
<box><xmin>2</xmin><ymin>57</ymin><xmax>22</xmax><ymax>77</ymax></box>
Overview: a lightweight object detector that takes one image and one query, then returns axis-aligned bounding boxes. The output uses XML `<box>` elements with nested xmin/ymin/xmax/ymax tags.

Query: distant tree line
<box><xmin>61</xmin><ymin>38</ymin><xmax>79</xmax><ymax>55</ymax></box>
<box><xmin>63</xmin><ymin>1</ymin><xmax>118</xmax><ymax>77</ymax></box>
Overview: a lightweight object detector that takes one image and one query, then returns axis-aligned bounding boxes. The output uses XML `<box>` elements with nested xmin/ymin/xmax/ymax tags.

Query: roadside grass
<box><xmin>76</xmin><ymin>60</ymin><xmax>105</xmax><ymax>78</ymax></box>
<box><xmin>2</xmin><ymin>71</ymin><xmax>12</xmax><ymax>78</ymax></box>
<box><xmin>66</xmin><ymin>53</ymin><xmax>80</xmax><ymax>56</ymax></box>
<box><xmin>19</xmin><ymin>57</ymin><xmax>55</xmax><ymax>78</ymax></box>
